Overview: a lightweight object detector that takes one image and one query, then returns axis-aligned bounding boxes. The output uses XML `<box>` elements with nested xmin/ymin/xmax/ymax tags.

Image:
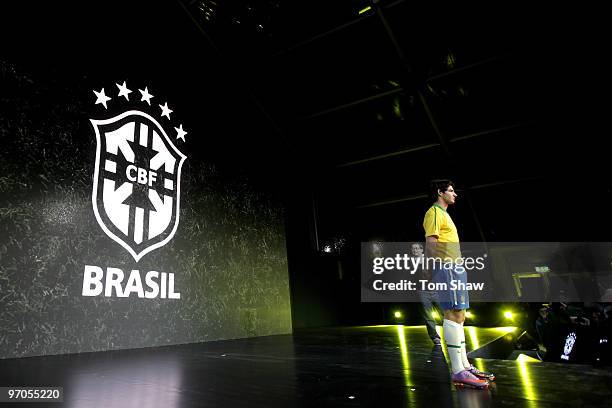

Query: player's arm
<box><xmin>423</xmin><ymin>207</ymin><xmax>440</xmax><ymax>274</ymax></box>
<box><xmin>424</xmin><ymin>235</ymin><xmax>438</xmax><ymax>278</ymax></box>
<box><xmin>425</xmin><ymin>235</ymin><xmax>438</xmax><ymax>254</ymax></box>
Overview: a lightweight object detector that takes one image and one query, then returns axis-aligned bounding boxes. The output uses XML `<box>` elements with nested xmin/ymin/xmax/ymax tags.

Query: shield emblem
<box><xmin>90</xmin><ymin>110</ymin><xmax>187</xmax><ymax>262</ymax></box>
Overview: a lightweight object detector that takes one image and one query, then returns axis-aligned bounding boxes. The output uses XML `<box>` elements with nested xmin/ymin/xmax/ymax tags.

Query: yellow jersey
<box><xmin>423</xmin><ymin>204</ymin><xmax>461</xmax><ymax>261</ymax></box>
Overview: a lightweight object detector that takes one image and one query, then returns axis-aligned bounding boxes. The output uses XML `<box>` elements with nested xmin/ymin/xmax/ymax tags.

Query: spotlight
<box><xmin>465</xmin><ymin>311</ymin><xmax>474</xmax><ymax>319</ymax></box>
<box><xmin>358</xmin><ymin>6</ymin><xmax>372</xmax><ymax>15</ymax></box>
<box><xmin>503</xmin><ymin>310</ymin><xmax>515</xmax><ymax>320</ymax></box>
<box><xmin>322</xmin><ymin>237</ymin><xmax>346</xmax><ymax>254</ymax></box>
<box><xmin>394</xmin><ymin>311</ymin><xmax>402</xmax><ymax>319</ymax></box>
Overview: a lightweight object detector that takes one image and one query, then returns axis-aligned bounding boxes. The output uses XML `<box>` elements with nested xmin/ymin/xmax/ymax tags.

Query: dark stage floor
<box><xmin>1</xmin><ymin>325</ymin><xmax>611</xmax><ymax>407</ymax></box>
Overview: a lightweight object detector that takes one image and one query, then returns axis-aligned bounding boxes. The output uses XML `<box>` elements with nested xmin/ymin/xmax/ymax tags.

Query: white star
<box><xmin>174</xmin><ymin>124</ymin><xmax>187</xmax><ymax>142</ymax></box>
<box><xmin>139</xmin><ymin>87</ymin><xmax>154</xmax><ymax>105</ymax></box>
<box><xmin>93</xmin><ymin>88</ymin><xmax>111</xmax><ymax>109</ymax></box>
<box><xmin>116</xmin><ymin>81</ymin><xmax>132</xmax><ymax>101</ymax></box>
<box><xmin>159</xmin><ymin>102</ymin><xmax>173</xmax><ymax>119</ymax></box>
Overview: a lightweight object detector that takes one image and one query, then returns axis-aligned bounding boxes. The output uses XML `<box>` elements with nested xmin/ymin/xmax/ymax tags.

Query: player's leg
<box><xmin>434</xmin><ymin>265</ymin><xmax>466</xmax><ymax>374</ymax></box>
<box><xmin>435</xmin><ymin>264</ymin><xmax>488</xmax><ymax>388</ymax></box>
<box><xmin>443</xmin><ymin>309</ymin><xmax>467</xmax><ymax>374</ymax></box>
<box><xmin>444</xmin><ymin>309</ymin><xmax>489</xmax><ymax>388</ymax></box>
<box><xmin>452</xmin><ymin>265</ymin><xmax>496</xmax><ymax>381</ymax></box>
<box><xmin>459</xmin><ymin>310</ymin><xmax>495</xmax><ymax>381</ymax></box>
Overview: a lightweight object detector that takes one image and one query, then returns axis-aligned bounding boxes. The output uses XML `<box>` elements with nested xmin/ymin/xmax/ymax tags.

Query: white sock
<box><xmin>459</xmin><ymin>322</ymin><xmax>471</xmax><ymax>369</ymax></box>
<box><xmin>443</xmin><ymin>319</ymin><xmax>464</xmax><ymax>374</ymax></box>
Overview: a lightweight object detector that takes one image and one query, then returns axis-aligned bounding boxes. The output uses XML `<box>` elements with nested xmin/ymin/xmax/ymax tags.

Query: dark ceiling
<box><xmin>177</xmin><ymin>0</ymin><xmax>607</xmax><ymax>243</ymax></box>
<box><xmin>0</xmin><ymin>0</ymin><xmax>606</xmax><ymax>243</ymax></box>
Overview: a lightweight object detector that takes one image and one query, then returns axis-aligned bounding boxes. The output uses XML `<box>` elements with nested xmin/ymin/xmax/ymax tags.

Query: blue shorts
<box><xmin>432</xmin><ymin>264</ymin><xmax>470</xmax><ymax>311</ymax></box>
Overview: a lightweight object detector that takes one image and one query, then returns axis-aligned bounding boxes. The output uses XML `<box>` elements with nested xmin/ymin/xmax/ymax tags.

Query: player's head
<box><xmin>411</xmin><ymin>242</ymin><xmax>424</xmax><ymax>257</ymax></box>
<box><xmin>430</xmin><ymin>179</ymin><xmax>457</xmax><ymax>205</ymax></box>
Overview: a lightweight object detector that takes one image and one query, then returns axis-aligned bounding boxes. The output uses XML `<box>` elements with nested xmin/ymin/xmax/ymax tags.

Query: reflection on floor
<box><xmin>1</xmin><ymin>325</ymin><xmax>611</xmax><ymax>407</ymax></box>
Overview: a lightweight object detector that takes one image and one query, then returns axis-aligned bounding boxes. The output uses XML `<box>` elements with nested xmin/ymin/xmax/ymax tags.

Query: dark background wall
<box><xmin>166</xmin><ymin>0</ymin><xmax>609</xmax><ymax>328</ymax></box>
<box><xmin>0</xmin><ymin>0</ymin><xmax>292</xmax><ymax>359</ymax></box>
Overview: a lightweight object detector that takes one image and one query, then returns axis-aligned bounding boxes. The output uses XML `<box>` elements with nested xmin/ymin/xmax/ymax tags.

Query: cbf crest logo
<box><xmin>90</xmin><ymin>82</ymin><xmax>187</xmax><ymax>262</ymax></box>
<box><xmin>561</xmin><ymin>331</ymin><xmax>577</xmax><ymax>360</ymax></box>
